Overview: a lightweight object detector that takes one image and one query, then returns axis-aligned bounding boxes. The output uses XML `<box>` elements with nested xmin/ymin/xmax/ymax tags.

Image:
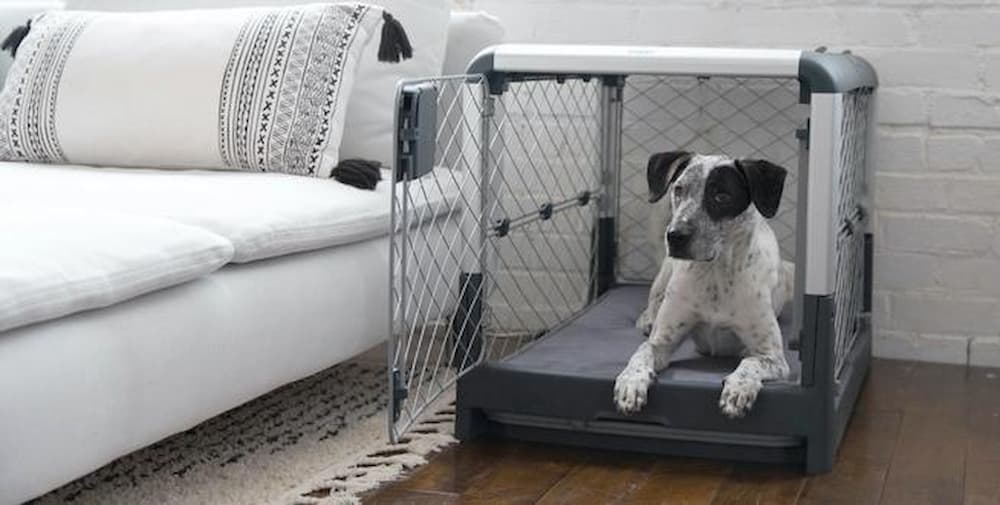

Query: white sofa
<box><xmin>0</xmin><ymin>7</ymin><xmax>502</xmax><ymax>504</ymax></box>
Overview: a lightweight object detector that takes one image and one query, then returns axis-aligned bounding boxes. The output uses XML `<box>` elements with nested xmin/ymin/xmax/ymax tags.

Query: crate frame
<box><xmin>389</xmin><ymin>45</ymin><xmax>877</xmax><ymax>473</ymax></box>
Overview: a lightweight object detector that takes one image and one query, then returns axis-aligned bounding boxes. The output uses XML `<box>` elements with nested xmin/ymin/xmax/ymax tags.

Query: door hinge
<box><xmin>391</xmin><ymin>367</ymin><xmax>408</xmax><ymax>423</ymax></box>
<box><xmin>482</xmin><ymin>95</ymin><xmax>495</xmax><ymax>118</ymax></box>
<box><xmin>796</xmin><ymin>119</ymin><xmax>810</xmax><ymax>150</ymax></box>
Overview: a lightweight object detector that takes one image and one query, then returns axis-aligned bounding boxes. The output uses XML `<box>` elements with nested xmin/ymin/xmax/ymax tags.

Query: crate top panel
<box><xmin>468</xmin><ymin>44</ymin><xmax>877</xmax><ymax>93</ymax></box>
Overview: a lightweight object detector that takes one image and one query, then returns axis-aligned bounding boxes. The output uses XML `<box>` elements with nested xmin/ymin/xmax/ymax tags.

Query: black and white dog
<box><xmin>614</xmin><ymin>151</ymin><xmax>795</xmax><ymax>418</ymax></box>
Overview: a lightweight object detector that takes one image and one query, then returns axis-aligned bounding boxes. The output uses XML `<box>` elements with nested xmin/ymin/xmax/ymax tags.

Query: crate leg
<box><xmin>451</xmin><ymin>272</ymin><xmax>483</xmax><ymax>368</ymax></box>
<box><xmin>594</xmin><ymin>217</ymin><xmax>616</xmax><ymax>297</ymax></box>
<box><xmin>805</xmin><ymin>432</ymin><xmax>835</xmax><ymax>474</ymax></box>
<box><xmin>455</xmin><ymin>406</ymin><xmax>489</xmax><ymax>441</ymax></box>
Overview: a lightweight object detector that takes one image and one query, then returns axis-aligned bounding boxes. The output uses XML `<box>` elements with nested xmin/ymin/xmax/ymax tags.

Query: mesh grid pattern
<box><xmin>389</xmin><ymin>76</ymin><xmax>601</xmax><ymax>439</ymax></box>
<box><xmin>389</xmin><ymin>77</ymin><xmax>486</xmax><ymax>440</ymax></box>
<box><xmin>832</xmin><ymin>89</ymin><xmax>872</xmax><ymax>379</ymax></box>
<box><xmin>484</xmin><ymin>79</ymin><xmax>602</xmax><ymax>333</ymax></box>
<box><xmin>619</xmin><ymin>76</ymin><xmax>805</xmax><ymax>281</ymax></box>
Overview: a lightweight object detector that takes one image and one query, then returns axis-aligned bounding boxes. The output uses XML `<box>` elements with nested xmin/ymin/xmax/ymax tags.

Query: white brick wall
<box><xmin>464</xmin><ymin>0</ymin><xmax>1000</xmax><ymax>367</ymax></box>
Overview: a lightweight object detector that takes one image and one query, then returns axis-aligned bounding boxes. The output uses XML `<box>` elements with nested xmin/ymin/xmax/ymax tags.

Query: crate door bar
<box><xmin>595</xmin><ymin>77</ymin><xmax>624</xmax><ymax>297</ymax></box>
<box><xmin>388</xmin><ymin>82</ymin><xmax>417</xmax><ymax>442</ymax></box>
<box><xmin>790</xmin><ymin>118</ymin><xmax>811</xmax><ymax>355</ymax></box>
<box><xmin>804</xmin><ymin>93</ymin><xmax>842</xmax><ymax>297</ymax></box>
<box><xmin>451</xmin><ymin>86</ymin><xmax>493</xmax><ymax>369</ymax></box>
<box><xmin>389</xmin><ymin>81</ymin><xmax>441</xmax><ymax>441</ymax></box>
<box><xmin>797</xmin><ymin>92</ymin><xmax>841</xmax><ymax>389</ymax></box>
<box><xmin>860</xmin><ymin>90</ymin><xmax>878</xmax><ymax>318</ymax></box>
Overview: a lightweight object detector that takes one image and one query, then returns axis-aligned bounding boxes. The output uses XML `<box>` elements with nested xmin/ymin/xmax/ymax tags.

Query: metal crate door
<box><xmin>389</xmin><ymin>75</ymin><xmax>604</xmax><ymax>441</ymax></box>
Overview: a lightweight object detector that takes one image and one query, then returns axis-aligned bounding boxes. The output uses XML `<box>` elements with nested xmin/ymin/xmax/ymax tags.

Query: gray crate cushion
<box><xmin>0</xmin><ymin>3</ymin><xmax>385</xmax><ymax>177</ymax></box>
<box><xmin>501</xmin><ymin>285</ymin><xmax>800</xmax><ymax>384</ymax></box>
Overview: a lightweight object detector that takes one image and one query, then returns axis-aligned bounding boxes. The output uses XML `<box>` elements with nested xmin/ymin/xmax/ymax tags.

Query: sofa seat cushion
<box><xmin>0</xmin><ymin>207</ymin><xmax>234</xmax><ymax>333</ymax></box>
<box><xmin>0</xmin><ymin>161</ymin><xmax>461</xmax><ymax>263</ymax></box>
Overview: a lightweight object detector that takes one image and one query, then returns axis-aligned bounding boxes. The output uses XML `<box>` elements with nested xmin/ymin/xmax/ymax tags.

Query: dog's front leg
<box><xmin>615</xmin><ymin>301</ymin><xmax>693</xmax><ymax>414</ymax></box>
<box><xmin>719</xmin><ymin>313</ymin><xmax>790</xmax><ymax>418</ymax></box>
<box><xmin>636</xmin><ymin>258</ymin><xmax>673</xmax><ymax>335</ymax></box>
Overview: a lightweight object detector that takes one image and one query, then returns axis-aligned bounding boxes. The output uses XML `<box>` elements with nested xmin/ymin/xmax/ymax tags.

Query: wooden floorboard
<box><xmin>625</xmin><ymin>459</ymin><xmax>731</xmax><ymax>505</ymax></box>
<box><xmin>452</xmin><ymin>442</ymin><xmax>590</xmax><ymax>505</ymax></box>
<box><xmin>964</xmin><ymin>367</ymin><xmax>1000</xmax><ymax>505</ymax></box>
<box><xmin>386</xmin><ymin>438</ymin><xmax>511</xmax><ymax>494</ymax></box>
<box><xmin>534</xmin><ymin>452</ymin><xmax>654</xmax><ymax>504</ymax></box>
<box><xmin>797</xmin><ymin>410</ymin><xmax>901</xmax><ymax>505</ymax></box>
<box><xmin>880</xmin><ymin>363</ymin><xmax>969</xmax><ymax>505</ymax></box>
<box><xmin>363</xmin><ymin>359</ymin><xmax>997</xmax><ymax>505</ymax></box>
<box><xmin>364</xmin><ymin>488</ymin><xmax>461</xmax><ymax>505</ymax></box>
<box><xmin>709</xmin><ymin>465</ymin><xmax>805</xmax><ymax>505</ymax></box>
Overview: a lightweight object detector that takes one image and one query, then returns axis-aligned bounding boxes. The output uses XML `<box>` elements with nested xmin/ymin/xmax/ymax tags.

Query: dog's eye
<box><xmin>713</xmin><ymin>192</ymin><xmax>732</xmax><ymax>204</ymax></box>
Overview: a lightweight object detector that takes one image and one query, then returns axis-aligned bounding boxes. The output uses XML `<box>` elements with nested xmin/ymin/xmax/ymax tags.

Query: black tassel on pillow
<box><xmin>2</xmin><ymin>19</ymin><xmax>31</xmax><ymax>58</ymax></box>
<box><xmin>331</xmin><ymin>159</ymin><xmax>383</xmax><ymax>190</ymax></box>
<box><xmin>377</xmin><ymin>11</ymin><xmax>412</xmax><ymax>63</ymax></box>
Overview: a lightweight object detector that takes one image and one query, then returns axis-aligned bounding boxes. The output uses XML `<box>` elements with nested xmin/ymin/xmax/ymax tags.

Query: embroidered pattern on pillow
<box><xmin>0</xmin><ymin>12</ymin><xmax>92</xmax><ymax>163</ymax></box>
<box><xmin>0</xmin><ymin>4</ymin><xmax>374</xmax><ymax>176</ymax></box>
<box><xmin>218</xmin><ymin>4</ymin><xmax>369</xmax><ymax>176</ymax></box>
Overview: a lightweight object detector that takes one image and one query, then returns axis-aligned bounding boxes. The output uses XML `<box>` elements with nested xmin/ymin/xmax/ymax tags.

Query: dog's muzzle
<box><xmin>666</xmin><ymin>228</ymin><xmax>693</xmax><ymax>259</ymax></box>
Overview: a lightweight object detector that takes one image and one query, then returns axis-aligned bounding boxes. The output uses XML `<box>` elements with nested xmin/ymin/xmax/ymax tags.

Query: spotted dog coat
<box><xmin>616</xmin><ymin>152</ymin><xmax>795</xmax><ymax>418</ymax></box>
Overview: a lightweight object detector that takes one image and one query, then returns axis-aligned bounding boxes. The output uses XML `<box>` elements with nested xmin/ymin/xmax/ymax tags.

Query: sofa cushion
<box><xmin>0</xmin><ymin>161</ymin><xmax>463</xmax><ymax>263</ymax></box>
<box><xmin>0</xmin><ymin>207</ymin><xmax>234</xmax><ymax>332</ymax></box>
<box><xmin>337</xmin><ymin>0</ymin><xmax>450</xmax><ymax>167</ymax></box>
<box><xmin>0</xmin><ymin>3</ymin><xmax>385</xmax><ymax>177</ymax></box>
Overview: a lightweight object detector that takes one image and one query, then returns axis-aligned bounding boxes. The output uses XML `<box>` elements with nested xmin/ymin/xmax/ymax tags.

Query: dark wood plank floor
<box><xmin>364</xmin><ymin>359</ymin><xmax>1000</xmax><ymax>505</ymax></box>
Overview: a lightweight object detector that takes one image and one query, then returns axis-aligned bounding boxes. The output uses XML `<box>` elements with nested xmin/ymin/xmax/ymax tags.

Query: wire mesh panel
<box><xmin>389</xmin><ymin>76</ymin><xmax>487</xmax><ymax>441</ymax></box>
<box><xmin>832</xmin><ymin>89</ymin><xmax>873</xmax><ymax>379</ymax></box>
<box><xmin>485</xmin><ymin>79</ymin><xmax>603</xmax><ymax>333</ymax></box>
<box><xmin>619</xmin><ymin>76</ymin><xmax>806</xmax><ymax>282</ymax></box>
<box><xmin>389</xmin><ymin>75</ymin><xmax>603</xmax><ymax>440</ymax></box>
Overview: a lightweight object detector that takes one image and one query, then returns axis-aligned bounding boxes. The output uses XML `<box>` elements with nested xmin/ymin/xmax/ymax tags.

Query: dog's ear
<box><xmin>647</xmin><ymin>151</ymin><xmax>692</xmax><ymax>203</ymax></box>
<box><xmin>736</xmin><ymin>159</ymin><xmax>787</xmax><ymax>218</ymax></box>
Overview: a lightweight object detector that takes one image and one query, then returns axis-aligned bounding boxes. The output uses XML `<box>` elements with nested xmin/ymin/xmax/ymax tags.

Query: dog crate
<box><xmin>388</xmin><ymin>45</ymin><xmax>876</xmax><ymax>473</ymax></box>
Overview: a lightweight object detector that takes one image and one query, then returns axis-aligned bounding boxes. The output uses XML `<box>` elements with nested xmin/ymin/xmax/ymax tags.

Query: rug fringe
<box><xmin>279</xmin><ymin>397</ymin><xmax>457</xmax><ymax>505</ymax></box>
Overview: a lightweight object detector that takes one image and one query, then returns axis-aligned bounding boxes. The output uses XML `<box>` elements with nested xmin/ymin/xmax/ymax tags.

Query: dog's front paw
<box><xmin>614</xmin><ymin>368</ymin><xmax>652</xmax><ymax>414</ymax></box>
<box><xmin>719</xmin><ymin>374</ymin><xmax>762</xmax><ymax>419</ymax></box>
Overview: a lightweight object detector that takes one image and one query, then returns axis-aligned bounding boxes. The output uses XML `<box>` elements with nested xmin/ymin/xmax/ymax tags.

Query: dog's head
<box><xmin>647</xmin><ymin>151</ymin><xmax>787</xmax><ymax>261</ymax></box>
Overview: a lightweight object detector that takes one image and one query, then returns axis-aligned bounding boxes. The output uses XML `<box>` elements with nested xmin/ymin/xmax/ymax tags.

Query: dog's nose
<box><xmin>667</xmin><ymin>229</ymin><xmax>692</xmax><ymax>250</ymax></box>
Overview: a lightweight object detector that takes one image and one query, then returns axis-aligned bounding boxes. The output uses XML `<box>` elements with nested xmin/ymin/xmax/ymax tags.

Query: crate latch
<box><xmin>395</xmin><ymin>83</ymin><xmax>438</xmax><ymax>182</ymax></box>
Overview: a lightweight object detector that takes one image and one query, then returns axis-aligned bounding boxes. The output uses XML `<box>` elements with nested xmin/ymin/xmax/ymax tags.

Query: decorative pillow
<box><xmin>0</xmin><ymin>3</ymin><xmax>410</xmax><ymax>177</ymax></box>
<box><xmin>0</xmin><ymin>0</ymin><xmax>62</xmax><ymax>83</ymax></box>
<box><xmin>337</xmin><ymin>0</ymin><xmax>449</xmax><ymax>167</ymax></box>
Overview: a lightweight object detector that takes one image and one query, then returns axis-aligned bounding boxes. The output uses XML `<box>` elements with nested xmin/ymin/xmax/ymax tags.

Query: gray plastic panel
<box><xmin>457</xmin><ymin>285</ymin><xmax>816</xmax><ymax>439</ymax></box>
<box><xmin>395</xmin><ymin>83</ymin><xmax>438</xmax><ymax>181</ymax></box>
<box><xmin>798</xmin><ymin>51</ymin><xmax>878</xmax><ymax>95</ymax></box>
<box><xmin>454</xmin><ymin>285</ymin><xmax>875</xmax><ymax>472</ymax></box>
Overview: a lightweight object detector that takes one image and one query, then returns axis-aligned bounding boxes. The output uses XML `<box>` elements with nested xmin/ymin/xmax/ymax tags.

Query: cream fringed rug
<box><xmin>33</xmin><ymin>362</ymin><xmax>456</xmax><ymax>505</ymax></box>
